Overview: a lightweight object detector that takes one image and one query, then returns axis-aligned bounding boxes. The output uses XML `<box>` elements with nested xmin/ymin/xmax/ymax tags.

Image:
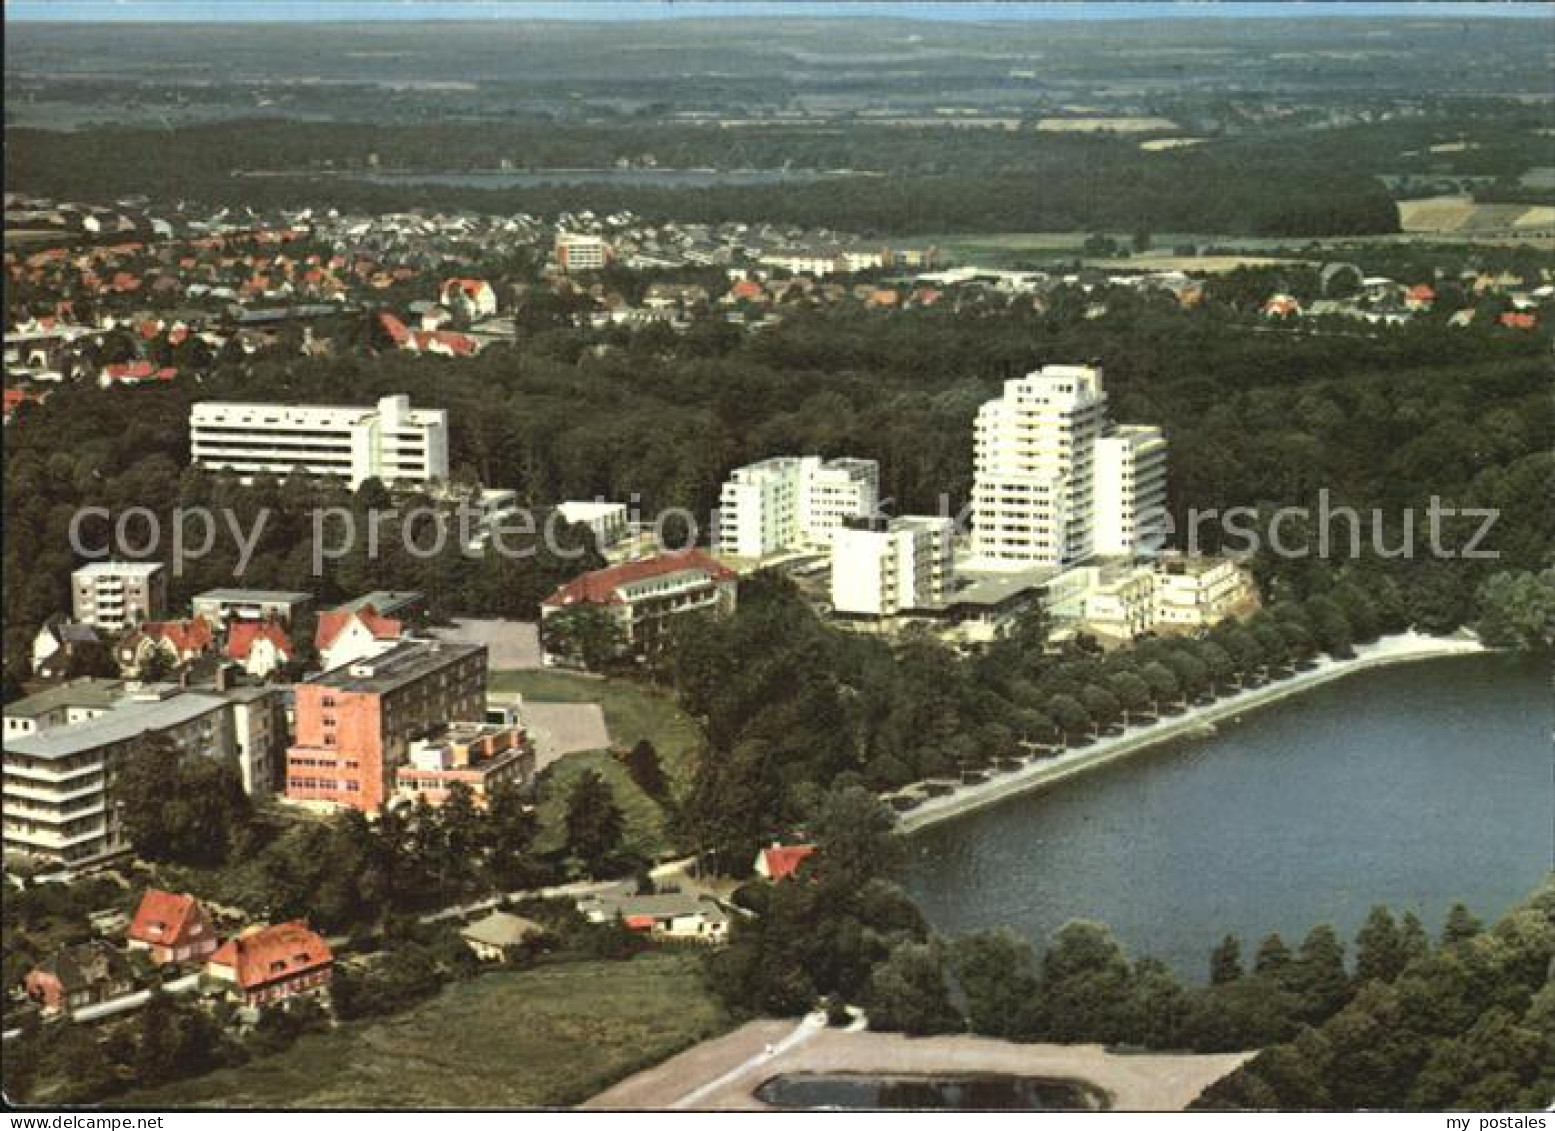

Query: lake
<box><xmin>756</xmin><ymin>1073</ymin><xmax>1105</xmax><ymax>1111</ymax></box>
<box><xmin>902</xmin><ymin>652</ymin><xmax>1552</xmax><ymax>981</ymax></box>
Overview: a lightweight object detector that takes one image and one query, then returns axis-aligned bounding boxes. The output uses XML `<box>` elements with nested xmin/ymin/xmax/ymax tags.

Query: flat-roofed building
<box><xmin>189</xmin><ymin>394</ymin><xmax>448</xmax><ymax>489</ymax></box>
<box><xmin>394</xmin><ymin>718</ymin><xmax>536</xmax><ymax>808</ymax></box>
<box><xmin>192</xmin><ymin>589</ymin><xmax>313</xmax><ymax>627</ymax></box>
<box><xmin>1094</xmin><ymin>426</ymin><xmax>1169</xmax><ymax>557</ymax></box>
<box><xmin>831</xmin><ymin>515</ymin><xmax>954</xmax><ymax>618</ymax></box>
<box><xmin>284</xmin><ymin>640</ymin><xmax>488</xmax><ymax>812</ymax></box>
<box><xmin>3</xmin><ymin>684</ymin><xmax>235</xmax><ymax>866</ymax></box>
<box><xmin>556</xmin><ymin>500</ymin><xmax>630</xmax><ymax>549</ymax></box>
<box><xmin>716</xmin><ymin>455</ymin><xmax>878</xmax><ymax>559</ymax></box>
<box><xmin>71</xmin><ymin>562</ymin><xmax>166</xmax><ymax>632</ymax></box>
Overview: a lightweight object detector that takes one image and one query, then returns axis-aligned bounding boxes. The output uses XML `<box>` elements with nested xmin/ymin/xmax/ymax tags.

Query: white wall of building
<box><xmin>831</xmin><ymin>516</ymin><xmax>954</xmax><ymax>617</ymax></box>
<box><xmin>189</xmin><ymin>395</ymin><xmax>449</xmax><ymax>489</ymax></box>
<box><xmin>716</xmin><ymin>456</ymin><xmax>878</xmax><ymax>559</ymax></box>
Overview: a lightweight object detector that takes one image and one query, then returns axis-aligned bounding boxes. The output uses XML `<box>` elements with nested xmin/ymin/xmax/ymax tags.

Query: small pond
<box><xmin>755</xmin><ymin>1072</ymin><xmax>1107</xmax><ymax>1111</ymax></box>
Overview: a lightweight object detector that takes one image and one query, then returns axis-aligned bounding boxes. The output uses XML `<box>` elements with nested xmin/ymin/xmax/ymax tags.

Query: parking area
<box><xmin>432</xmin><ymin>618</ymin><xmax>544</xmax><ymax>669</ymax></box>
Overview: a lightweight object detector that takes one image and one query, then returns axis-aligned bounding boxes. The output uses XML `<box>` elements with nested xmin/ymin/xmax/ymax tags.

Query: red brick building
<box><xmin>285</xmin><ymin>640</ymin><xmax>487</xmax><ymax>811</ymax></box>
<box><xmin>206</xmin><ymin>921</ymin><xmax>333</xmax><ymax>1008</ymax></box>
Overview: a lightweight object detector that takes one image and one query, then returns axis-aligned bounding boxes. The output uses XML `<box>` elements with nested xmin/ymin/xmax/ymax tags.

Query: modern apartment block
<box><xmin>971</xmin><ymin>364</ymin><xmax>1168</xmax><ymax>569</ymax></box>
<box><xmin>284</xmin><ymin>640</ymin><xmax>488</xmax><ymax>812</ymax></box>
<box><xmin>554</xmin><ymin>232</ymin><xmax>611</xmax><ymax>272</ymax></box>
<box><xmin>71</xmin><ymin>562</ymin><xmax>166</xmax><ymax>632</ymax></box>
<box><xmin>830</xmin><ymin>515</ymin><xmax>955</xmax><ymax>617</ymax></box>
<box><xmin>716</xmin><ymin>456</ymin><xmax>879</xmax><ymax>558</ymax></box>
<box><xmin>2</xmin><ymin>683</ymin><xmax>236</xmax><ymax>866</ymax></box>
<box><xmin>191</xmin><ymin>588</ymin><xmax>314</xmax><ymax>627</ymax></box>
<box><xmin>189</xmin><ymin>394</ymin><xmax>449</xmax><ymax>489</ymax></box>
<box><xmin>1094</xmin><ymin>426</ymin><xmax>1169</xmax><ymax>557</ymax></box>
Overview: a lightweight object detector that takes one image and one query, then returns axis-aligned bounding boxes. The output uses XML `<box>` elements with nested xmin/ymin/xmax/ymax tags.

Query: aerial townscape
<box><xmin>2</xmin><ymin>2</ymin><xmax>1552</xmax><ymax>1118</ymax></box>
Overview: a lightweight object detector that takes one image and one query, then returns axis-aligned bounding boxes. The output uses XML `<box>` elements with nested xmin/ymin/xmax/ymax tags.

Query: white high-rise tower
<box><xmin>970</xmin><ymin>364</ymin><xmax>1166</xmax><ymax>569</ymax></box>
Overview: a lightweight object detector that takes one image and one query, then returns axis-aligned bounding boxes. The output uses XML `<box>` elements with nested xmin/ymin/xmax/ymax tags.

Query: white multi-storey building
<box><xmin>189</xmin><ymin>395</ymin><xmax>449</xmax><ymax>490</ymax></box>
<box><xmin>971</xmin><ymin>364</ymin><xmax>1167</xmax><ymax>570</ymax></box>
<box><xmin>831</xmin><ymin>515</ymin><xmax>954</xmax><ymax>617</ymax></box>
<box><xmin>1094</xmin><ymin>425</ymin><xmax>1169</xmax><ymax>557</ymax></box>
<box><xmin>2</xmin><ymin>683</ymin><xmax>237</xmax><ymax>866</ymax></box>
<box><xmin>716</xmin><ymin>456</ymin><xmax>879</xmax><ymax>559</ymax></box>
<box><xmin>555</xmin><ymin>232</ymin><xmax>611</xmax><ymax>272</ymax></box>
<box><xmin>71</xmin><ymin>562</ymin><xmax>166</xmax><ymax>632</ymax></box>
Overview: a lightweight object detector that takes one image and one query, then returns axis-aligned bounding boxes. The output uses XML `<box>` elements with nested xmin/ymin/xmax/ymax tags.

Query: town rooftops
<box><xmin>542</xmin><ymin>550</ymin><xmax>736</xmax><ymax>608</ymax></box>
<box><xmin>309</xmin><ymin>639</ymin><xmax>483</xmax><ymax>695</ymax></box>
<box><xmin>3</xmin><ymin>678</ymin><xmax>126</xmax><ymax>720</ymax></box>
<box><xmin>5</xmin><ymin>690</ymin><xmax>230</xmax><ymax>760</ymax></box>
<box><xmin>208</xmin><ymin>921</ymin><xmax>331</xmax><ymax>990</ymax></box>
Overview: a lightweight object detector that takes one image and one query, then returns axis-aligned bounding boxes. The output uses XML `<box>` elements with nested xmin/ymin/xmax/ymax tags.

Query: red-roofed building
<box><xmin>4</xmin><ymin>388</ymin><xmax>46</xmax><ymax>423</ymax></box>
<box><xmin>411</xmin><ymin>329</ymin><xmax>480</xmax><ymax>358</ymax></box>
<box><xmin>316</xmin><ymin>605</ymin><xmax>402</xmax><ymax>671</ymax></box>
<box><xmin>440</xmin><ymin>277</ymin><xmax>498</xmax><ymax>318</ymax></box>
<box><xmin>206</xmin><ymin>921</ymin><xmax>333</xmax><ymax>1007</ymax></box>
<box><xmin>118</xmin><ymin>617</ymin><xmax>215</xmax><ymax>675</ymax></box>
<box><xmin>540</xmin><ymin>550</ymin><xmax>737</xmax><ymax>663</ymax></box>
<box><xmin>1404</xmin><ymin>284</ymin><xmax>1436</xmax><ymax>311</ymax></box>
<box><xmin>99</xmin><ymin>362</ymin><xmax>177</xmax><ymax>388</ymax></box>
<box><xmin>1499</xmin><ymin>311</ymin><xmax>1538</xmax><ymax>331</ymax></box>
<box><xmin>226</xmin><ymin>621</ymin><xmax>295</xmax><ymax>679</ymax></box>
<box><xmin>378</xmin><ymin>311</ymin><xmax>412</xmax><ymax>347</ymax></box>
<box><xmin>127</xmin><ymin>889</ymin><xmax>219</xmax><ymax>965</ymax></box>
<box><xmin>753</xmin><ymin>842</ymin><xmax>817</xmax><ymax>882</ymax></box>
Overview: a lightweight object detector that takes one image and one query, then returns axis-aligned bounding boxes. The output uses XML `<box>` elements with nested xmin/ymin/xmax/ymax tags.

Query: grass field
<box><xmin>489</xmin><ymin>669</ymin><xmax>703</xmax><ymax>859</ymax></box>
<box><xmin>120</xmin><ymin>953</ymin><xmax>730</xmax><ymax>1109</ymax></box>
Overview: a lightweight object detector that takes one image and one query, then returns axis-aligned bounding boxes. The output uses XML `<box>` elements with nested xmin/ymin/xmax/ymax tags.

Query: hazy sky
<box><xmin>7</xmin><ymin>1</ymin><xmax>1550</xmax><ymax>22</ymax></box>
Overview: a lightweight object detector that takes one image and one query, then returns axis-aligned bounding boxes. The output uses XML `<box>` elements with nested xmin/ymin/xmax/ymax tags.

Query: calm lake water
<box><xmin>902</xmin><ymin>652</ymin><xmax>1553</xmax><ymax>981</ymax></box>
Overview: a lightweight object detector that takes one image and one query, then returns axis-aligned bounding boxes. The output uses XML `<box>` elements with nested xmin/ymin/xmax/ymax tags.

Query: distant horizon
<box><xmin>7</xmin><ymin>0</ymin><xmax>1551</xmax><ymax>24</ymax></box>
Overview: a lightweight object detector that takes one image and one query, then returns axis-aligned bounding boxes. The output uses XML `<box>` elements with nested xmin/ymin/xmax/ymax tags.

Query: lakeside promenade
<box><xmin>898</xmin><ymin>631</ymin><xmax>1487</xmax><ymax>835</ymax></box>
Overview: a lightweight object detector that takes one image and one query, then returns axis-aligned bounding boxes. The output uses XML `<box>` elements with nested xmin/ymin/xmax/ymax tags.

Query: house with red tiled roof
<box><xmin>126</xmin><ymin>889</ymin><xmax>219</xmax><ymax>965</ymax></box>
<box><xmin>1262</xmin><ymin>294</ymin><xmax>1302</xmax><ymax>318</ymax></box>
<box><xmin>98</xmin><ymin>361</ymin><xmax>177</xmax><ymax>388</ymax></box>
<box><xmin>440</xmin><ymin>277</ymin><xmax>498</xmax><ymax>318</ymax></box>
<box><xmin>1404</xmin><ymin>284</ymin><xmax>1436</xmax><ymax>311</ymax></box>
<box><xmin>1499</xmin><ymin>311</ymin><xmax>1538</xmax><ymax>331</ymax></box>
<box><xmin>4</xmin><ymin>388</ymin><xmax>46</xmax><ymax>423</ymax></box>
<box><xmin>540</xmin><ymin>550</ymin><xmax>737</xmax><ymax>664</ymax></box>
<box><xmin>206</xmin><ymin>921</ymin><xmax>332</xmax><ymax>1008</ymax></box>
<box><xmin>754</xmin><ymin>842</ymin><xmax>817</xmax><ymax>882</ymax></box>
<box><xmin>411</xmin><ymin>329</ymin><xmax>480</xmax><ymax>358</ymax></box>
<box><xmin>316</xmin><ymin>604</ymin><xmax>403</xmax><ymax>671</ymax></box>
<box><xmin>226</xmin><ymin>620</ymin><xmax>295</xmax><ymax>679</ymax></box>
<box><xmin>117</xmin><ymin>618</ymin><xmax>215</xmax><ymax>675</ymax></box>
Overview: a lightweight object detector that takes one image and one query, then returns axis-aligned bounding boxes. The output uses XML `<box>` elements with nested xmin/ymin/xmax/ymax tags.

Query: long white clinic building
<box><xmin>189</xmin><ymin>395</ymin><xmax>449</xmax><ymax>489</ymax></box>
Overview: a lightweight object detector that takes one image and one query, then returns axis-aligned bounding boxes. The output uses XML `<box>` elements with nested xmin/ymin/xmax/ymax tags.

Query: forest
<box><xmin>6</xmin><ymin>119</ymin><xmax>1403</xmax><ymax>238</ymax></box>
<box><xmin>6</xmin><ymin>275</ymin><xmax>1551</xmax><ymax>686</ymax></box>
